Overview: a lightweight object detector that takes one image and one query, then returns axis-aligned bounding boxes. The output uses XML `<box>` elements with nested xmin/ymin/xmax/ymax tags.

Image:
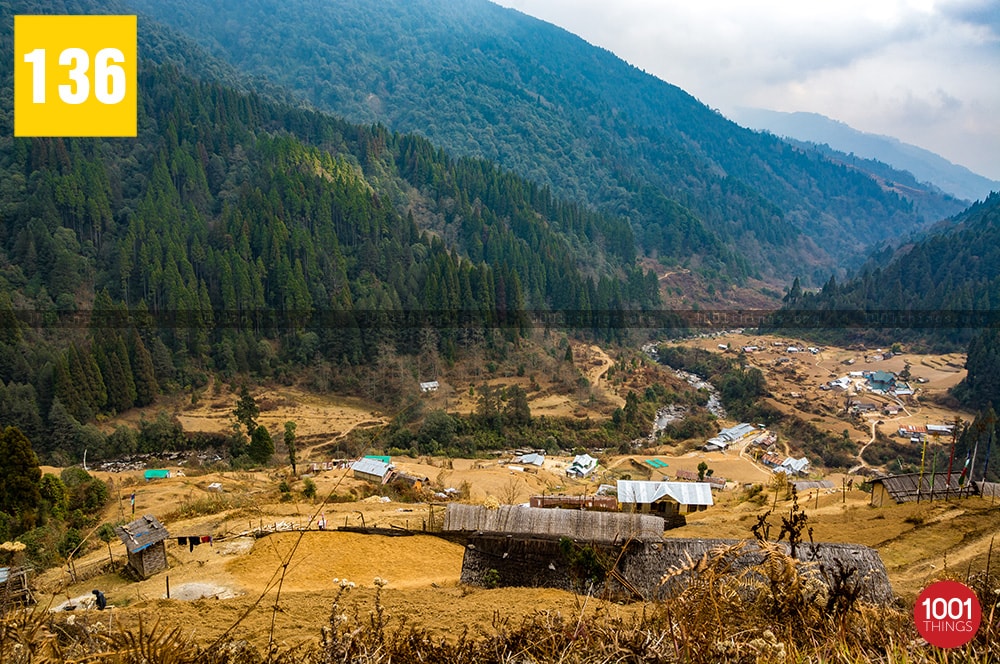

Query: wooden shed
<box><xmin>0</xmin><ymin>566</ymin><xmax>34</xmax><ymax>613</ymax></box>
<box><xmin>115</xmin><ymin>514</ymin><xmax>170</xmax><ymax>579</ymax></box>
<box><xmin>869</xmin><ymin>473</ymin><xmax>976</xmax><ymax>506</ymax></box>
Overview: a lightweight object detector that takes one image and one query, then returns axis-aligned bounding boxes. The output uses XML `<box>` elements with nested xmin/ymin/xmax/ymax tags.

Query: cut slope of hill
<box><xmin>124</xmin><ymin>0</ymin><xmax>951</xmax><ymax>283</ymax></box>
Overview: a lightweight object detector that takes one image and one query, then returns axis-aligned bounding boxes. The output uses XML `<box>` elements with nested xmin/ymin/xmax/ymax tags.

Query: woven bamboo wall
<box><xmin>444</xmin><ymin>504</ymin><xmax>664</xmax><ymax>542</ymax></box>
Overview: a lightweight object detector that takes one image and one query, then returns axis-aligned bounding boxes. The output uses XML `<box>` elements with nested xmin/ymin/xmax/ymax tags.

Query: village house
<box><xmin>829</xmin><ymin>376</ymin><xmax>852</xmax><ymax>391</ymax></box>
<box><xmin>566</xmin><ymin>453</ymin><xmax>598</xmax><ymax>478</ymax></box>
<box><xmin>516</xmin><ymin>452</ymin><xmax>545</xmax><ymax>467</ymax></box>
<box><xmin>897</xmin><ymin>424</ymin><xmax>927</xmax><ymax>439</ymax></box>
<box><xmin>760</xmin><ymin>452</ymin><xmax>785</xmax><ymax>467</ymax></box>
<box><xmin>866</xmin><ymin>370</ymin><xmax>896</xmax><ymax>393</ymax></box>
<box><xmin>869</xmin><ymin>472</ymin><xmax>974</xmax><ymax>506</ymax></box>
<box><xmin>351</xmin><ymin>457</ymin><xmax>394</xmax><ymax>483</ymax></box>
<box><xmin>419</xmin><ymin>381</ymin><xmax>439</xmax><ymax>393</ymax></box>
<box><xmin>704</xmin><ymin>422</ymin><xmax>756</xmax><ymax>451</ymax></box>
<box><xmin>774</xmin><ymin>457</ymin><xmax>810</xmax><ymax>476</ymax></box>
<box><xmin>115</xmin><ymin>514</ymin><xmax>170</xmax><ymax>579</ymax></box>
<box><xmin>387</xmin><ymin>470</ymin><xmax>430</xmax><ymax>490</ymax></box>
<box><xmin>616</xmin><ymin>480</ymin><xmax>714</xmax><ymax>519</ymax></box>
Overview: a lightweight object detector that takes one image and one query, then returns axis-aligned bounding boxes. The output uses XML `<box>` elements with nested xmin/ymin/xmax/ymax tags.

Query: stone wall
<box><xmin>460</xmin><ymin>535</ymin><xmax>894</xmax><ymax>605</ymax></box>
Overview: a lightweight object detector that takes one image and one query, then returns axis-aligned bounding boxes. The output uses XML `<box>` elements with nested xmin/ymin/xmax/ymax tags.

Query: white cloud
<box><xmin>494</xmin><ymin>0</ymin><xmax>1000</xmax><ymax>180</ymax></box>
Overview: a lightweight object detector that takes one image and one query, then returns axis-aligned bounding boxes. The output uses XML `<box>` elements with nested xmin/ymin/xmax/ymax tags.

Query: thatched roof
<box><xmin>444</xmin><ymin>504</ymin><xmax>664</xmax><ymax>542</ymax></box>
<box><xmin>647</xmin><ymin>538</ymin><xmax>894</xmax><ymax>605</ymax></box>
<box><xmin>115</xmin><ymin>514</ymin><xmax>170</xmax><ymax>554</ymax></box>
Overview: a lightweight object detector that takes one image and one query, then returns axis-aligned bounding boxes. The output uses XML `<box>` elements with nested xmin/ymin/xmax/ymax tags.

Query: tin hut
<box><xmin>115</xmin><ymin>514</ymin><xmax>170</xmax><ymax>579</ymax></box>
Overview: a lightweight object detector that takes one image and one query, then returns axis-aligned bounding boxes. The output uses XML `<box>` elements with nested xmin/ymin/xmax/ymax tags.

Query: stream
<box><xmin>642</xmin><ymin>342</ymin><xmax>727</xmax><ymax>439</ymax></box>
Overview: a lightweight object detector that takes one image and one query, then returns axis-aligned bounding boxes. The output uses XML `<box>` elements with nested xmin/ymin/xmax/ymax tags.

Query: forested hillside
<box><xmin>123</xmin><ymin>0</ymin><xmax>961</xmax><ymax>285</ymax></box>
<box><xmin>772</xmin><ymin>193</ymin><xmax>1000</xmax><ymax>407</ymax></box>
<box><xmin>0</xmin><ymin>49</ymin><xmax>656</xmax><ymax>464</ymax></box>
<box><xmin>780</xmin><ymin>141</ymin><xmax>967</xmax><ymax>224</ymax></box>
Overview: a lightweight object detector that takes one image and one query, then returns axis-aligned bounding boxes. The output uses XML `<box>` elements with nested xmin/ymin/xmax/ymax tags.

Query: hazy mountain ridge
<box><xmin>123</xmin><ymin>0</ymin><xmax>956</xmax><ymax>284</ymax></box>
<box><xmin>731</xmin><ymin>108</ymin><xmax>1000</xmax><ymax>203</ymax></box>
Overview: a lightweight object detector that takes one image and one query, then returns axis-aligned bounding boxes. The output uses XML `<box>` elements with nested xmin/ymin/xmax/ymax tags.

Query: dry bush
<box><xmin>4</xmin><ymin>543</ymin><xmax>997</xmax><ymax>663</ymax></box>
<box><xmin>162</xmin><ymin>492</ymin><xmax>258</xmax><ymax>521</ymax></box>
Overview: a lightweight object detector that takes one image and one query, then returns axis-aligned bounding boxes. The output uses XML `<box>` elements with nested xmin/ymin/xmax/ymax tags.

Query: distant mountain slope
<box><xmin>779</xmin><ymin>141</ymin><xmax>967</xmax><ymax>226</ymax></box>
<box><xmin>730</xmin><ymin>108</ymin><xmax>1000</xmax><ymax>203</ymax></box>
<box><xmin>776</xmin><ymin>193</ymin><xmax>1000</xmax><ymax>350</ymax></box>
<box><xmin>123</xmin><ymin>0</ymin><xmax>961</xmax><ymax>283</ymax></box>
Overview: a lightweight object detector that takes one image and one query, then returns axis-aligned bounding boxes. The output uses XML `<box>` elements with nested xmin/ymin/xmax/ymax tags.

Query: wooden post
<box><xmin>166</xmin><ymin>575</ymin><xmax>170</xmax><ymax>599</ymax></box>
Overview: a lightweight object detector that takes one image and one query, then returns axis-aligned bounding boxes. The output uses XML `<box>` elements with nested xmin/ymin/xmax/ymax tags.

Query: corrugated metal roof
<box><xmin>718</xmin><ymin>423</ymin><xmax>755</xmax><ymax>441</ymax></box>
<box><xmin>518</xmin><ymin>453</ymin><xmax>545</xmax><ymax>466</ymax></box>
<box><xmin>793</xmin><ymin>480</ymin><xmax>835</xmax><ymax>491</ymax></box>
<box><xmin>352</xmin><ymin>458</ymin><xmax>392</xmax><ymax>477</ymax></box>
<box><xmin>616</xmin><ymin>480</ymin><xmax>714</xmax><ymax>506</ymax></box>
<box><xmin>115</xmin><ymin>514</ymin><xmax>170</xmax><ymax>554</ymax></box>
<box><xmin>778</xmin><ymin>457</ymin><xmax>810</xmax><ymax>474</ymax></box>
<box><xmin>568</xmin><ymin>454</ymin><xmax>597</xmax><ymax>475</ymax></box>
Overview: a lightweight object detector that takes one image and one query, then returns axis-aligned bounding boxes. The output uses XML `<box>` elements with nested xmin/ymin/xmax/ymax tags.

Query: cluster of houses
<box><xmin>896</xmin><ymin>423</ymin><xmax>954</xmax><ymax>443</ymax></box>
<box><xmin>735</xmin><ymin>429</ymin><xmax>811</xmax><ymax>476</ymax></box>
<box><xmin>823</xmin><ymin>370</ymin><xmax>913</xmax><ymax>397</ymax></box>
<box><xmin>737</xmin><ymin>341</ymin><xmax>820</xmax><ymax>355</ymax></box>
<box><xmin>759</xmin><ymin>454</ymin><xmax>811</xmax><ymax>475</ymax></box>
<box><xmin>703</xmin><ymin>422</ymin><xmax>758</xmax><ymax>451</ymax></box>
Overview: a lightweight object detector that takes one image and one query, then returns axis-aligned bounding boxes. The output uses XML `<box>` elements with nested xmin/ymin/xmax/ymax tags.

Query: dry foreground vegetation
<box><xmin>3</xmin><ymin>335</ymin><xmax>998</xmax><ymax>663</ymax></box>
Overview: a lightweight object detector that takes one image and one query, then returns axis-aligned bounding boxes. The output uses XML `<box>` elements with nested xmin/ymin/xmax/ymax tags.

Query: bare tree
<box><xmin>500</xmin><ymin>477</ymin><xmax>523</xmax><ymax>505</ymax></box>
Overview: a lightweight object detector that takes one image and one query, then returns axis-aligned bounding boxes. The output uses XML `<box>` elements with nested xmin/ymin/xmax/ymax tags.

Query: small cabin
<box><xmin>115</xmin><ymin>514</ymin><xmax>170</xmax><ymax>579</ymax></box>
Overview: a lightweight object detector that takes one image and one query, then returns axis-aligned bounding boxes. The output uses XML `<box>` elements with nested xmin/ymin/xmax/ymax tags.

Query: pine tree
<box><xmin>249</xmin><ymin>425</ymin><xmax>274</xmax><ymax>465</ymax></box>
<box><xmin>128</xmin><ymin>329</ymin><xmax>159</xmax><ymax>407</ymax></box>
<box><xmin>234</xmin><ymin>386</ymin><xmax>259</xmax><ymax>440</ymax></box>
<box><xmin>0</xmin><ymin>426</ymin><xmax>42</xmax><ymax>532</ymax></box>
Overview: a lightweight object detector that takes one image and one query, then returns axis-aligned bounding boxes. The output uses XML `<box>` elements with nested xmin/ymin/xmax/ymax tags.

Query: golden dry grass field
<box><xmin>29</xmin><ymin>336</ymin><xmax>995</xmax><ymax>656</ymax></box>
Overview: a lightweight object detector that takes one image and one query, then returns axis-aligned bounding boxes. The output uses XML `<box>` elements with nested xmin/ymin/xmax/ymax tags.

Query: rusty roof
<box><xmin>115</xmin><ymin>514</ymin><xmax>170</xmax><ymax>554</ymax></box>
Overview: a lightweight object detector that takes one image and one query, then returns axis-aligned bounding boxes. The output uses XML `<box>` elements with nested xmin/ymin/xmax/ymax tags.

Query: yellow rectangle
<box><xmin>14</xmin><ymin>15</ymin><xmax>137</xmax><ymax>137</ymax></box>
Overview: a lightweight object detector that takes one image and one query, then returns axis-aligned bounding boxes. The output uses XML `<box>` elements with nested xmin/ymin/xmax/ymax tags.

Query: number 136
<box><xmin>23</xmin><ymin>47</ymin><xmax>127</xmax><ymax>105</ymax></box>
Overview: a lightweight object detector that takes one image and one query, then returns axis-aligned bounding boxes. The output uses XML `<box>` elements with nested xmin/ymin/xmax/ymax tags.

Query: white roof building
<box><xmin>774</xmin><ymin>457</ymin><xmax>810</xmax><ymax>476</ymax></box>
<box><xmin>516</xmin><ymin>453</ymin><xmax>545</xmax><ymax>466</ymax></box>
<box><xmin>617</xmin><ymin>480</ymin><xmax>714</xmax><ymax>516</ymax></box>
<box><xmin>566</xmin><ymin>454</ymin><xmax>598</xmax><ymax>478</ymax></box>
<box><xmin>351</xmin><ymin>458</ymin><xmax>393</xmax><ymax>482</ymax></box>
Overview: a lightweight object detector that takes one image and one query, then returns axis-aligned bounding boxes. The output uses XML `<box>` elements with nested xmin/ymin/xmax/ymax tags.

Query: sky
<box><xmin>493</xmin><ymin>0</ymin><xmax>1000</xmax><ymax>181</ymax></box>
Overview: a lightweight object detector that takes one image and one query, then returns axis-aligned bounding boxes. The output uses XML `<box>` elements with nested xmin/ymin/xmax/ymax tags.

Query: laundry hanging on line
<box><xmin>176</xmin><ymin>535</ymin><xmax>214</xmax><ymax>552</ymax></box>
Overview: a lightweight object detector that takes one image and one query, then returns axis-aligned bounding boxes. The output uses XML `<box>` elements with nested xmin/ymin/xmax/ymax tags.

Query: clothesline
<box><xmin>175</xmin><ymin>535</ymin><xmax>213</xmax><ymax>552</ymax></box>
